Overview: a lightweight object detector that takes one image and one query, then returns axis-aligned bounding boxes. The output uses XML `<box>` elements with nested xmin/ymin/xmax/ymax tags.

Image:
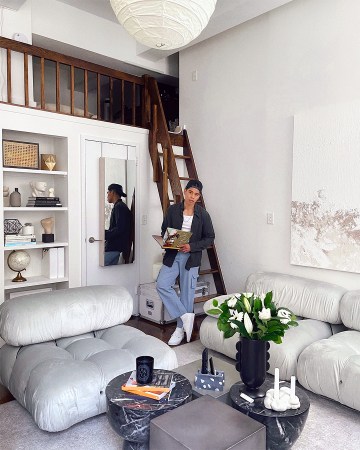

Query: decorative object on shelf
<box><xmin>7</xmin><ymin>249</ymin><xmax>31</xmax><ymax>282</ymax></box>
<box><xmin>26</xmin><ymin>196</ymin><xmax>62</xmax><ymax>207</ymax></box>
<box><xmin>207</xmin><ymin>292</ymin><xmax>298</xmax><ymax>397</ymax></box>
<box><xmin>21</xmin><ymin>223</ymin><xmax>35</xmax><ymax>235</ymax></box>
<box><xmin>30</xmin><ymin>181</ymin><xmax>47</xmax><ymax>197</ymax></box>
<box><xmin>9</xmin><ymin>188</ymin><xmax>21</xmax><ymax>207</ymax></box>
<box><xmin>264</xmin><ymin>371</ymin><xmax>300</xmax><ymax>411</ymax></box>
<box><xmin>3</xmin><ymin>139</ymin><xmax>39</xmax><ymax>169</ymax></box>
<box><xmin>4</xmin><ymin>218</ymin><xmax>23</xmax><ymax>235</ymax></box>
<box><xmin>48</xmin><ymin>187</ymin><xmax>55</xmax><ymax>198</ymax></box>
<box><xmin>109</xmin><ymin>0</ymin><xmax>217</xmax><ymax>50</ymax></box>
<box><xmin>41</xmin><ymin>153</ymin><xmax>56</xmax><ymax>171</ymax></box>
<box><xmin>3</xmin><ymin>185</ymin><xmax>10</xmax><ymax>207</ymax></box>
<box><xmin>41</xmin><ymin>217</ymin><xmax>55</xmax><ymax>243</ymax></box>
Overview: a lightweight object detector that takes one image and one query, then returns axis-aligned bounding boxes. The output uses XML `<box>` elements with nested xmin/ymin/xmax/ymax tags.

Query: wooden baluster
<box><xmin>84</xmin><ymin>69</ymin><xmax>88</xmax><ymax>118</ymax></box>
<box><xmin>132</xmin><ymin>82</ymin><xmax>136</xmax><ymax>126</ymax></box>
<box><xmin>6</xmin><ymin>49</ymin><xmax>11</xmax><ymax>103</ymax></box>
<box><xmin>121</xmin><ymin>79</ymin><xmax>124</xmax><ymax>124</ymax></box>
<box><xmin>70</xmin><ymin>65</ymin><xmax>74</xmax><ymax>115</ymax></box>
<box><xmin>24</xmin><ymin>52</ymin><xmax>29</xmax><ymax>107</ymax></box>
<box><xmin>56</xmin><ymin>62</ymin><xmax>60</xmax><ymax>112</ymax></box>
<box><xmin>142</xmin><ymin>74</ymin><xmax>151</xmax><ymax>128</ymax></box>
<box><xmin>109</xmin><ymin>77</ymin><xmax>113</xmax><ymax>122</ymax></box>
<box><xmin>162</xmin><ymin>147</ymin><xmax>168</xmax><ymax>210</ymax></box>
<box><xmin>97</xmin><ymin>73</ymin><xmax>101</xmax><ymax>120</ymax></box>
<box><xmin>40</xmin><ymin>57</ymin><xmax>45</xmax><ymax>109</ymax></box>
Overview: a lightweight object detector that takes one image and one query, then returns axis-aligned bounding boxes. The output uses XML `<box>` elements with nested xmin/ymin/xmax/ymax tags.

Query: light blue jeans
<box><xmin>156</xmin><ymin>252</ymin><xmax>199</xmax><ymax>328</ymax></box>
<box><xmin>105</xmin><ymin>251</ymin><xmax>120</xmax><ymax>266</ymax></box>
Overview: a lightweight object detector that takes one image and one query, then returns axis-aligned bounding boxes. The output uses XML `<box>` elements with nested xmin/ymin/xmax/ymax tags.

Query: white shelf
<box><xmin>3</xmin><ymin>167</ymin><xmax>67</xmax><ymax>176</ymax></box>
<box><xmin>5</xmin><ymin>276</ymin><xmax>69</xmax><ymax>290</ymax></box>
<box><xmin>4</xmin><ymin>242</ymin><xmax>68</xmax><ymax>251</ymax></box>
<box><xmin>4</xmin><ymin>207</ymin><xmax>68</xmax><ymax>211</ymax></box>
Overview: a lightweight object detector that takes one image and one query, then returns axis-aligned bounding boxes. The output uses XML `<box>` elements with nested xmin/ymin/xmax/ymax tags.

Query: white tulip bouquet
<box><xmin>207</xmin><ymin>291</ymin><xmax>298</xmax><ymax>344</ymax></box>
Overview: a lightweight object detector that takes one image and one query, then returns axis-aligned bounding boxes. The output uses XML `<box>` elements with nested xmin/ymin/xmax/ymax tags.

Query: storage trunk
<box><xmin>138</xmin><ymin>281</ymin><xmax>210</xmax><ymax>325</ymax></box>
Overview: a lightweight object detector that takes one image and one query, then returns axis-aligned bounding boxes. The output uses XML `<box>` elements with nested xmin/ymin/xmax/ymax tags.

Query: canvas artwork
<box><xmin>291</xmin><ymin>102</ymin><xmax>360</xmax><ymax>273</ymax></box>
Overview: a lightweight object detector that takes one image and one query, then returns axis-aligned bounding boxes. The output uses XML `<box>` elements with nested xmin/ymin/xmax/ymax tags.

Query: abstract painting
<box><xmin>291</xmin><ymin>102</ymin><xmax>360</xmax><ymax>273</ymax></box>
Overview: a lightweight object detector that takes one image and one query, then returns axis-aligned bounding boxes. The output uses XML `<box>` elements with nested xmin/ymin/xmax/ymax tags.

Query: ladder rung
<box><xmin>199</xmin><ymin>269</ymin><xmax>219</xmax><ymax>275</ymax></box>
<box><xmin>179</xmin><ymin>177</ymin><xmax>192</xmax><ymax>181</ymax></box>
<box><xmin>159</xmin><ymin>152</ymin><xmax>191</xmax><ymax>160</ymax></box>
<box><xmin>194</xmin><ymin>293</ymin><xmax>222</xmax><ymax>304</ymax></box>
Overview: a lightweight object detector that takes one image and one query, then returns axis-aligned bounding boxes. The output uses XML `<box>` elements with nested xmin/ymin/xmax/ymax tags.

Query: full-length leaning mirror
<box><xmin>99</xmin><ymin>156</ymin><xmax>136</xmax><ymax>266</ymax></box>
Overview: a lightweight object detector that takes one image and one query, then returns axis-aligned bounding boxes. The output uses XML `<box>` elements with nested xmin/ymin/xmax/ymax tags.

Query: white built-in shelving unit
<box><xmin>1</xmin><ymin>129</ymin><xmax>69</xmax><ymax>300</ymax></box>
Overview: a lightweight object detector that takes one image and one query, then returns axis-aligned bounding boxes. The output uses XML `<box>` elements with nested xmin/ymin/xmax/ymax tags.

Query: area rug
<box><xmin>0</xmin><ymin>341</ymin><xmax>359</xmax><ymax>449</ymax></box>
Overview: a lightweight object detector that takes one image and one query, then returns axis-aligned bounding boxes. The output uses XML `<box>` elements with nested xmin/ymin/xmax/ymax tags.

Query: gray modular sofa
<box><xmin>200</xmin><ymin>272</ymin><xmax>360</xmax><ymax>411</ymax></box>
<box><xmin>0</xmin><ymin>285</ymin><xmax>178</xmax><ymax>432</ymax></box>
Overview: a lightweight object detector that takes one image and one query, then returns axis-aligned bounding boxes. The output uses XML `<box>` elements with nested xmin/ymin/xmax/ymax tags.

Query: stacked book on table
<box><xmin>26</xmin><ymin>197</ymin><xmax>62</xmax><ymax>207</ymax></box>
<box><xmin>5</xmin><ymin>234</ymin><xmax>36</xmax><ymax>247</ymax></box>
<box><xmin>121</xmin><ymin>371</ymin><xmax>175</xmax><ymax>400</ymax></box>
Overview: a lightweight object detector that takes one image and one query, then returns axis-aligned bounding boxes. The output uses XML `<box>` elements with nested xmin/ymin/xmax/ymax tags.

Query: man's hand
<box><xmin>179</xmin><ymin>244</ymin><xmax>191</xmax><ymax>253</ymax></box>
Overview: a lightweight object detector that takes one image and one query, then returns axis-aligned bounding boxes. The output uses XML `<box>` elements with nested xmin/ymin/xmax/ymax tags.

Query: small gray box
<box><xmin>194</xmin><ymin>370</ymin><xmax>225</xmax><ymax>391</ymax></box>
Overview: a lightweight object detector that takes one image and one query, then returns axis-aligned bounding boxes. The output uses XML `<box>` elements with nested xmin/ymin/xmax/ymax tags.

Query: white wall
<box><xmin>179</xmin><ymin>0</ymin><xmax>360</xmax><ymax>291</ymax></box>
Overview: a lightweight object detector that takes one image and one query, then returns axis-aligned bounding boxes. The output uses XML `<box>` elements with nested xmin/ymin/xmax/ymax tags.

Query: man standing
<box><xmin>105</xmin><ymin>183</ymin><xmax>132</xmax><ymax>266</ymax></box>
<box><xmin>156</xmin><ymin>180</ymin><xmax>215</xmax><ymax>345</ymax></box>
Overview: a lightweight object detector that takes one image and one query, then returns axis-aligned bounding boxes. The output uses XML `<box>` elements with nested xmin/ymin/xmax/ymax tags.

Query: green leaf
<box><xmin>288</xmin><ymin>321</ymin><xmax>298</xmax><ymax>327</ymax></box>
<box><xmin>224</xmin><ymin>329</ymin><xmax>236</xmax><ymax>339</ymax></box>
<box><xmin>207</xmin><ymin>308</ymin><xmax>222</xmax><ymax>315</ymax></box>
<box><xmin>212</xmin><ymin>299</ymin><xmax>219</xmax><ymax>307</ymax></box>
<box><xmin>233</xmin><ymin>320</ymin><xmax>250</xmax><ymax>339</ymax></box>
<box><xmin>254</xmin><ymin>298</ymin><xmax>262</xmax><ymax>311</ymax></box>
<box><xmin>264</xmin><ymin>291</ymin><xmax>273</xmax><ymax>308</ymax></box>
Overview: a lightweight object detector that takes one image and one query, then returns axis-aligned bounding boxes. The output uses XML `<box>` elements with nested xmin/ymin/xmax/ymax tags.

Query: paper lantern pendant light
<box><xmin>110</xmin><ymin>0</ymin><xmax>217</xmax><ymax>50</ymax></box>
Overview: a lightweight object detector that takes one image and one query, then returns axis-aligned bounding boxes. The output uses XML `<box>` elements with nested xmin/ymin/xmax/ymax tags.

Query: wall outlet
<box><xmin>192</xmin><ymin>70</ymin><xmax>198</xmax><ymax>81</ymax></box>
<box><xmin>267</xmin><ymin>212</ymin><xmax>274</xmax><ymax>225</ymax></box>
<box><xmin>142</xmin><ymin>214</ymin><xmax>147</xmax><ymax>225</ymax></box>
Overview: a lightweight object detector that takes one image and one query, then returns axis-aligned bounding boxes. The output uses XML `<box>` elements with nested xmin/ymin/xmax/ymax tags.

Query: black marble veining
<box><xmin>106</xmin><ymin>370</ymin><xmax>192</xmax><ymax>450</ymax></box>
<box><xmin>230</xmin><ymin>378</ymin><xmax>310</xmax><ymax>450</ymax></box>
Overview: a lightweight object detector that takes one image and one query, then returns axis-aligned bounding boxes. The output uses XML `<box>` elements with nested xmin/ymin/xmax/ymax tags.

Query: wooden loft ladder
<box><xmin>145</xmin><ymin>76</ymin><xmax>226</xmax><ymax>302</ymax></box>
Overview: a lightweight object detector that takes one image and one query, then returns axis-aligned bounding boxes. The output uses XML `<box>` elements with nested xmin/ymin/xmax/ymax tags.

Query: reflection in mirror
<box><xmin>99</xmin><ymin>157</ymin><xmax>136</xmax><ymax>266</ymax></box>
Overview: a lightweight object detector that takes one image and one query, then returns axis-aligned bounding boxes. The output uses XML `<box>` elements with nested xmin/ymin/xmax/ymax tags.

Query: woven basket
<box><xmin>3</xmin><ymin>140</ymin><xmax>39</xmax><ymax>169</ymax></box>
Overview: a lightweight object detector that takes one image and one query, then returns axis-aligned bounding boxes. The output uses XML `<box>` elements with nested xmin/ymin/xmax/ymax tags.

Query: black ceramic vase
<box><xmin>235</xmin><ymin>337</ymin><xmax>270</xmax><ymax>398</ymax></box>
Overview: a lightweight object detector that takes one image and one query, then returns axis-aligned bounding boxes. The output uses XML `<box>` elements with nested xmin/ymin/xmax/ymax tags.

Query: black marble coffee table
<box><xmin>230</xmin><ymin>378</ymin><xmax>310</xmax><ymax>450</ymax></box>
<box><xmin>106</xmin><ymin>370</ymin><xmax>192</xmax><ymax>450</ymax></box>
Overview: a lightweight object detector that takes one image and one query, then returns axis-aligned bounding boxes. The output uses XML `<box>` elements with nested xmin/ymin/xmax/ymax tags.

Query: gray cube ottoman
<box><xmin>150</xmin><ymin>395</ymin><xmax>266</xmax><ymax>450</ymax></box>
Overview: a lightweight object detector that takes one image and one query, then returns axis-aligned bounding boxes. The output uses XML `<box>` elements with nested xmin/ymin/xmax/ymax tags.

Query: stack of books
<box><xmin>26</xmin><ymin>197</ymin><xmax>62</xmax><ymax>207</ymax></box>
<box><xmin>5</xmin><ymin>234</ymin><xmax>36</xmax><ymax>247</ymax></box>
<box><xmin>121</xmin><ymin>371</ymin><xmax>175</xmax><ymax>400</ymax></box>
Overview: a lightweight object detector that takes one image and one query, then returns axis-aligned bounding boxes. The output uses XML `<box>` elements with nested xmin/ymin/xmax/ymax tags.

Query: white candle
<box><xmin>290</xmin><ymin>375</ymin><xmax>296</xmax><ymax>401</ymax></box>
<box><xmin>274</xmin><ymin>368</ymin><xmax>280</xmax><ymax>400</ymax></box>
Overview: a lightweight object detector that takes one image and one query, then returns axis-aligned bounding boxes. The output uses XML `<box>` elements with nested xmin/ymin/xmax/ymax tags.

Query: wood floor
<box><xmin>0</xmin><ymin>315</ymin><xmax>206</xmax><ymax>405</ymax></box>
<box><xmin>126</xmin><ymin>314</ymin><xmax>206</xmax><ymax>344</ymax></box>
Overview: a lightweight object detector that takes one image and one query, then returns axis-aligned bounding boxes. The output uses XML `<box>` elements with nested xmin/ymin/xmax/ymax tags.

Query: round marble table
<box><xmin>106</xmin><ymin>370</ymin><xmax>192</xmax><ymax>450</ymax></box>
<box><xmin>230</xmin><ymin>378</ymin><xmax>310</xmax><ymax>450</ymax></box>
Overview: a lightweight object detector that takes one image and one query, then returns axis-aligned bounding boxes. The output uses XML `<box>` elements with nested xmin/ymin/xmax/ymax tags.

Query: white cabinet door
<box><xmin>82</xmin><ymin>138</ymin><xmax>138</xmax><ymax>300</ymax></box>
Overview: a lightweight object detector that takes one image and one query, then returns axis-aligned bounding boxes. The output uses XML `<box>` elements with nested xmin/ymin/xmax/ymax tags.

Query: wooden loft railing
<box><xmin>0</xmin><ymin>36</ymin><xmax>146</xmax><ymax>127</ymax></box>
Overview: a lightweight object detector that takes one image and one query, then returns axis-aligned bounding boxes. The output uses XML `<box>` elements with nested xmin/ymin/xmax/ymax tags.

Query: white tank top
<box><xmin>182</xmin><ymin>215</ymin><xmax>193</xmax><ymax>232</ymax></box>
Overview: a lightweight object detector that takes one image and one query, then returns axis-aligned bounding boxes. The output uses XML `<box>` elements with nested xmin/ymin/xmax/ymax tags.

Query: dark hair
<box><xmin>108</xmin><ymin>183</ymin><xmax>127</xmax><ymax>197</ymax></box>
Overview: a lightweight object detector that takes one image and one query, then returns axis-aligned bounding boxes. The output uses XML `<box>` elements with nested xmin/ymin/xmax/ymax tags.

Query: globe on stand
<box><xmin>7</xmin><ymin>250</ymin><xmax>31</xmax><ymax>282</ymax></box>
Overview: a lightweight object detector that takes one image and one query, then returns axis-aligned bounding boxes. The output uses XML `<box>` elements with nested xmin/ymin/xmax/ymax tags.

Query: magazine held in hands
<box><xmin>152</xmin><ymin>227</ymin><xmax>192</xmax><ymax>250</ymax></box>
<box><xmin>121</xmin><ymin>371</ymin><xmax>175</xmax><ymax>400</ymax></box>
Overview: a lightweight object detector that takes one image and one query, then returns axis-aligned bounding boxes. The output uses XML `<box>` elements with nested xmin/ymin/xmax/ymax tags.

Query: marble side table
<box><xmin>106</xmin><ymin>370</ymin><xmax>192</xmax><ymax>450</ymax></box>
<box><xmin>230</xmin><ymin>378</ymin><xmax>310</xmax><ymax>450</ymax></box>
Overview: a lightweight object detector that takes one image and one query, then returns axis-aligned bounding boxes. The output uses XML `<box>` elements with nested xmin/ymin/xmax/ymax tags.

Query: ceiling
<box><xmin>53</xmin><ymin>0</ymin><xmax>294</xmax><ymax>58</ymax></box>
<box><xmin>1</xmin><ymin>0</ymin><xmax>294</xmax><ymax>83</ymax></box>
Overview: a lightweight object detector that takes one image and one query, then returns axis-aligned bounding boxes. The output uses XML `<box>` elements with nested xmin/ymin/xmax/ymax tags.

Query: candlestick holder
<box><xmin>264</xmin><ymin>386</ymin><xmax>300</xmax><ymax>411</ymax></box>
